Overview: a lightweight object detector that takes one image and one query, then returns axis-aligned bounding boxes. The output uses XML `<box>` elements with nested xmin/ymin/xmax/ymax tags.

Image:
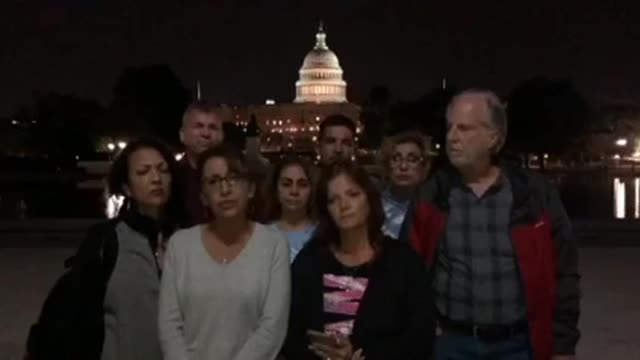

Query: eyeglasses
<box><xmin>390</xmin><ymin>154</ymin><xmax>424</xmax><ymax>167</ymax></box>
<box><xmin>205</xmin><ymin>173</ymin><xmax>245</xmax><ymax>191</ymax></box>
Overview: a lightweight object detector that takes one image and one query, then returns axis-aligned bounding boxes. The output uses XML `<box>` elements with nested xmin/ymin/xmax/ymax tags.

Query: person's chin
<box><xmin>391</xmin><ymin>178</ymin><xmax>414</xmax><ymax>187</ymax></box>
<box><xmin>283</xmin><ymin>203</ymin><xmax>304</xmax><ymax>212</ymax></box>
<box><xmin>215</xmin><ymin>209</ymin><xmax>239</xmax><ymax>218</ymax></box>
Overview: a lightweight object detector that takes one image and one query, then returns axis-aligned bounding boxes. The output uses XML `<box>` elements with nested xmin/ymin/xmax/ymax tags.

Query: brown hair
<box><xmin>197</xmin><ymin>144</ymin><xmax>252</xmax><ymax>181</ymax></box>
<box><xmin>197</xmin><ymin>144</ymin><xmax>259</xmax><ymax>220</ymax></box>
<box><xmin>312</xmin><ymin>161</ymin><xmax>385</xmax><ymax>249</ymax></box>
<box><xmin>262</xmin><ymin>156</ymin><xmax>316</xmax><ymax>223</ymax></box>
<box><xmin>378</xmin><ymin>130</ymin><xmax>433</xmax><ymax>174</ymax></box>
<box><xmin>319</xmin><ymin>114</ymin><xmax>357</xmax><ymax>140</ymax></box>
<box><xmin>106</xmin><ymin>136</ymin><xmax>183</xmax><ymax>220</ymax></box>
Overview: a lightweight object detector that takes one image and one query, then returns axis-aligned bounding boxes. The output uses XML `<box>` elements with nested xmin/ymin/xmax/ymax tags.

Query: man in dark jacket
<box><xmin>177</xmin><ymin>100</ymin><xmax>224</xmax><ymax>226</ymax></box>
<box><xmin>399</xmin><ymin>89</ymin><xmax>580</xmax><ymax>360</ymax></box>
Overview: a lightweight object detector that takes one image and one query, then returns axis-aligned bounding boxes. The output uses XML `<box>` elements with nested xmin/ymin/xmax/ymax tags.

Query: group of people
<box><xmin>28</xmin><ymin>89</ymin><xmax>581</xmax><ymax>360</ymax></box>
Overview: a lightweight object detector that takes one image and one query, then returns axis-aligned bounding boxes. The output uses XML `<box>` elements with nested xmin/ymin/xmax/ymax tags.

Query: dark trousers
<box><xmin>435</xmin><ymin>331</ymin><xmax>533</xmax><ymax>360</ymax></box>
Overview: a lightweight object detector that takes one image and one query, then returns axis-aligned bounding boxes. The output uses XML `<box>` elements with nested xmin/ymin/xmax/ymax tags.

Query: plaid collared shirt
<box><xmin>433</xmin><ymin>175</ymin><xmax>526</xmax><ymax>325</ymax></box>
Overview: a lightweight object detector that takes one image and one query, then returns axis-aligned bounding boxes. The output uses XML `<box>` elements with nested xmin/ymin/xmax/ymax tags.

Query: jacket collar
<box><xmin>433</xmin><ymin>162</ymin><xmax>537</xmax><ymax>224</ymax></box>
<box><xmin>119</xmin><ymin>207</ymin><xmax>176</xmax><ymax>251</ymax></box>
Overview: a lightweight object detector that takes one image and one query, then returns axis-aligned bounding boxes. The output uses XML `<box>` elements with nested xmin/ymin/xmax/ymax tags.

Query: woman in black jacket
<box><xmin>282</xmin><ymin>162</ymin><xmax>435</xmax><ymax>360</ymax></box>
<box><xmin>26</xmin><ymin>137</ymin><xmax>182</xmax><ymax>360</ymax></box>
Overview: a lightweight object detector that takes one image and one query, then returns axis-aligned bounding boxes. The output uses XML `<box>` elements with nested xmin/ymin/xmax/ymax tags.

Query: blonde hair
<box><xmin>378</xmin><ymin>130</ymin><xmax>433</xmax><ymax>173</ymax></box>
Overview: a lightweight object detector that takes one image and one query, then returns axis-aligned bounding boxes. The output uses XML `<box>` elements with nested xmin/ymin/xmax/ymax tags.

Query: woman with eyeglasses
<box><xmin>262</xmin><ymin>157</ymin><xmax>316</xmax><ymax>263</ymax></box>
<box><xmin>379</xmin><ymin>130</ymin><xmax>433</xmax><ymax>239</ymax></box>
<box><xmin>282</xmin><ymin>162</ymin><xmax>435</xmax><ymax>360</ymax></box>
<box><xmin>159</xmin><ymin>145</ymin><xmax>290</xmax><ymax>360</ymax></box>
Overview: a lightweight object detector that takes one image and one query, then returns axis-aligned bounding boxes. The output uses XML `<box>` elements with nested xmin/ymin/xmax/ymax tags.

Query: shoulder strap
<box><xmin>99</xmin><ymin>219</ymin><xmax>119</xmax><ymax>282</ymax></box>
<box><xmin>72</xmin><ymin>219</ymin><xmax>119</xmax><ymax>282</ymax></box>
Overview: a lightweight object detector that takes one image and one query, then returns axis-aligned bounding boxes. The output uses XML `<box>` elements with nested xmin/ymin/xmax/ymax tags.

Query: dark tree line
<box><xmin>359</xmin><ymin>77</ymin><xmax>593</xmax><ymax>171</ymax></box>
<box><xmin>3</xmin><ymin>68</ymin><xmax>593</xmax><ymax>170</ymax></box>
<box><xmin>2</xmin><ymin>64</ymin><xmax>193</xmax><ymax>162</ymax></box>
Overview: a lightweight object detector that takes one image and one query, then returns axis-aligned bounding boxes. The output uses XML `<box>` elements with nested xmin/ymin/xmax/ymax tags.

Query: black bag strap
<box><xmin>71</xmin><ymin>218</ymin><xmax>119</xmax><ymax>281</ymax></box>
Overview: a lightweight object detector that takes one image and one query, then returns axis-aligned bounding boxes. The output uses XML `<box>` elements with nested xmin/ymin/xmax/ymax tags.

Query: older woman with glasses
<box><xmin>379</xmin><ymin>130</ymin><xmax>433</xmax><ymax>239</ymax></box>
<box><xmin>159</xmin><ymin>145</ymin><xmax>290</xmax><ymax>360</ymax></box>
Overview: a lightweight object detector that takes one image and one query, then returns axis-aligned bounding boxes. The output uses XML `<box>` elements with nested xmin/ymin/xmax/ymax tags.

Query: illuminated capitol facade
<box><xmin>233</xmin><ymin>24</ymin><xmax>361</xmax><ymax>153</ymax></box>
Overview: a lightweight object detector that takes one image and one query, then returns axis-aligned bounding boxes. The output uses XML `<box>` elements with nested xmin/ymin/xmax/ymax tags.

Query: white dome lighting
<box><xmin>294</xmin><ymin>23</ymin><xmax>348</xmax><ymax>104</ymax></box>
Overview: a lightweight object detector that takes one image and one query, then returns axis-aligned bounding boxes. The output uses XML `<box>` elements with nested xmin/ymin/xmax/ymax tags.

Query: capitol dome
<box><xmin>294</xmin><ymin>24</ymin><xmax>348</xmax><ymax>103</ymax></box>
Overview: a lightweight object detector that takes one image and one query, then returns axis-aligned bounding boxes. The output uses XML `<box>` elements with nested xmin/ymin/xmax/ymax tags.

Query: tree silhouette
<box><xmin>359</xmin><ymin>86</ymin><xmax>391</xmax><ymax>148</ymax></box>
<box><xmin>27</xmin><ymin>93</ymin><xmax>105</xmax><ymax>161</ymax></box>
<box><xmin>506</xmin><ymin>77</ymin><xmax>592</xmax><ymax>170</ymax></box>
<box><xmin>108</xmin><ymin>64</ymin><xmax>191</xmax><ymax>144</ymax></box>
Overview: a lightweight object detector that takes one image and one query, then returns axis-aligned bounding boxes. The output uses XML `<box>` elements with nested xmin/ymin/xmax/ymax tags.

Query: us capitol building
<box><xmin>232</xmin><ymin>24</ymin><xmax>361</xmax><ymax>153</ymax></box>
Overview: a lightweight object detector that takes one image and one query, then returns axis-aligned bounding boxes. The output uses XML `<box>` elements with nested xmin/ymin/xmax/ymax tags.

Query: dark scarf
<box><xmin>119</xmin><ymin>207</ymin><xmax>176</xmax><ymax>255</ymax></box>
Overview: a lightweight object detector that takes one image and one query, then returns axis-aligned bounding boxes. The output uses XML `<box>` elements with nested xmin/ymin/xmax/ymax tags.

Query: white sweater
<box><xmin>158</xmin><ymin>223</ymin><xmax>290</xmax><ymax>360</ymax></box>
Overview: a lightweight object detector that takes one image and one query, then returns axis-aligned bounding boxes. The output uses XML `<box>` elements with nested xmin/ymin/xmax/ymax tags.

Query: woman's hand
<box><xmin>308</xmin><ymin>332</ymin><xmax>357</xmax><ymax>360</ymax></box>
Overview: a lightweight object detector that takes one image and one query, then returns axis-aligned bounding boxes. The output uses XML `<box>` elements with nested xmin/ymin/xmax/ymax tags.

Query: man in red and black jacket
<box><xmin>399</xmin><ymin>90</ymin><xmax>580</xmax><ymax>360</ymax></box>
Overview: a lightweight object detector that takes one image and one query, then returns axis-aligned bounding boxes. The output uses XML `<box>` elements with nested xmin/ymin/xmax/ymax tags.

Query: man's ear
<box><xmin>489</xmin><ymin>130</ymin><xmax>504</xmax><ymax>154</ymax></box>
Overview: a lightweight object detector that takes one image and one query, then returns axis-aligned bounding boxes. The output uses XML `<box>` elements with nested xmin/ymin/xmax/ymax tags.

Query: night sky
<box><xmin>2</xmin><ymin>0</ymin><xmax>639</xmax><ymax>115</ymax></box>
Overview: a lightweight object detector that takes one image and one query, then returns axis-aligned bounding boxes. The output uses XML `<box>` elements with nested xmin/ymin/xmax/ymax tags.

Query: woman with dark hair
<box><xmin>264</xmin><ymin>157</ymin><xmax>316</xmax><ymax>262</ymax></box>
<box><xmin>159</xmin><ymin>144</ymin><xmax>290</xmax><ymax>360</ymax></box>
<box><xmin>100</xmin><ymin>137</ymin><xmax>180</xmax><ymax>360</ymax></box>
<box><xmin>282</xmin><ymin>162</ymin><xmax>435</xmax><ymax>360</ymax></box>
<box><xmin>25</xmin><ymin>136</ymin><xmax>180</xmax><ymax>360</ymax></box>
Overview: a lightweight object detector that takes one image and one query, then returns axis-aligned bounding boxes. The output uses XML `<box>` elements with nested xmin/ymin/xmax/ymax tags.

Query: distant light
<box><xmin>243</xmin><ymin>128</ymin><xmax>247</xmax><ymax>133</ymax></box>
<box><xmin>106</xmin><ymin>194</ymin><xmax>125</xmax><ymax>219</ymax></box>
<box><xmin>278</xmin><ymin>120</ymin><xmax>283</xmax><ymax>126</ymax></box>
<box><xmin>614</xmin><ymin>178</ymin><xmax>625</xmax><ymax>219</ymax></box>
<box><xmin>107</xmin><ymin>143</ymin><xmax>116</xmax><ymax>151</ymax></box>
<box><xmin>288</xmin><ymin>142</ymin><xmax>293</xmax><ymax>148</ymax></box>
<box><xmin>312</xmin><ymin>136</ymin><xmax>317</xmax><ymax>142</ymax></box>
<box><xmin>117</xmin><ymin>141</ymin><xmax>127</xmax><ymax>150</ymax></box>
<box><xmin>266</xmin><ymin>99</ymin><xmax>276</xmax><ymax>105</ymax></box>
<box><xmin>613</xmin><ymin>154</ymin><xmax>621</xmax><ymax>160</ymax></box>
<box><xmin>633</xmin><ymin>152</ymin><xmax>640</xmax><ymax>159</ymax></box>
<box><xmin>75</xmin><ymin>155</ymin><xmax>79</xmax><ymax>160</ymax></box>
<box><xmin>355</xmin><ymin>137</ymin><xmax>359</xmax><ymax>142</ymax></box>
<box><xmin>11</xmin><ymin>120</ymin><xmax>18</xmax><ymax>125</ymax></box>
<box><xmin>543</xmin><ymin>153</ymin><xmax>549</xmax><ymax>159</ymax></box>
<box><xmin>616</xmin><ymin>138</ymin><xmax>628</xmax><ymax>147</ymax></box>
<box><xmin>356</xmin><ymin>128</ymin><xmax>362</xmax><ymax>134</ymax></box>
<box><xmin>315</xmin><ymin>116</ymin><xmax>320</xmax><ymax>122</ymax></box>
<box><xmin>435</xmin><ymin>143</ymin><xmax>441</xmax><ymax>150</ymax></box>
<box><xmin>175</xmin><ymin>152</ymin><xmax>185</xmax><ymax>161</ymax></box>
<box><xmin>286</xmin><ymin>119</ymin><xmax>291</xmax><ymax>124</ymax></box>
